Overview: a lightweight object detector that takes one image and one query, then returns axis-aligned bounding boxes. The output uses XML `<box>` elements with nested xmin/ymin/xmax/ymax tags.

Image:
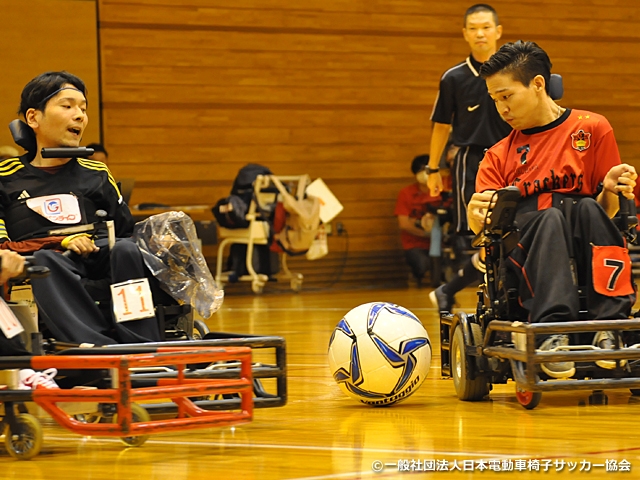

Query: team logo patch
<box><xmin>571</xmin><ymin>129</ymin><xmax>591</xmax><ymax>152</ymax></box>
<box><xmin>25</xmin><ymin>194</ymin><xmax>82</xmax><ymax>224</ymax></box>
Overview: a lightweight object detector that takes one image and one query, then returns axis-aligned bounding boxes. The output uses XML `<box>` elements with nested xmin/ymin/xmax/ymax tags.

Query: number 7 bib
<box><xmin>592</xmin><ymin>245</ymin><xmax>634</xmax><ymax>297</ymax></box>
<box><xmin>110</xmin><ymin>278</ymin><xmax>155</xmax><ymax>323</ymax></box>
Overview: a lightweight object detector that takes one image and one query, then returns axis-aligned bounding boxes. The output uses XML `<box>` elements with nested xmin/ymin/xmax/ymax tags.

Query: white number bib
<box><xmin>0</xmin><ymin>298</ymin><xmax>24</xmax><ymax>339</ymax></box>
<box><xmin>26</xmin><ymin>194</ymin><xmax>82</xmax><ymax>224</ymax></box>
<box><xmin>110</xmin><ymin>278</ymin><xmax>155</xmax><ymax>323</ymax></box>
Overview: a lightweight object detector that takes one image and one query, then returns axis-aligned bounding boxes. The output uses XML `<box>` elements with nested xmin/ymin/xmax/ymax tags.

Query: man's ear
<box><xmin>496</xmin><ymin>24</ymin><xmax>503</xmax><ymax>41</ymax></box>
<box><xmin>533</xmin><ymin>75</ymin><xmax>546</xmax><ymax>93</ymax></box>
<box><xmin>24</xmin><ymin>108</ymin><xmax>41</xmax><ymax>129</ymax></box>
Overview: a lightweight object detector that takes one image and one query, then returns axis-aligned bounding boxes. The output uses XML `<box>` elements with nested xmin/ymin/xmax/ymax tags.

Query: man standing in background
<box><xmin>427</xmin><ymin>4</ymin><xmax>511</xmax><ymax>311</ymax></box>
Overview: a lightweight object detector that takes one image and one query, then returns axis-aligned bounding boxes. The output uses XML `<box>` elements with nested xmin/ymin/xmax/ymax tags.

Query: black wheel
<box><xmin>516</xmin><ymin>387</ymin><xmax>542</xmax><ymax>410</ymax></box>
<box><xmin>192</xmin><ymin>320</ymin><xmax>210</xmax><ymax>340</ymax></box>
<box><xmin>113</xmin><ymin>403</ymin><xmax>151</xmax><ymax>447</ymax></box>
<box><xmin>4</xmin><ymin>413</ymin><xmax>43</xmax><ymax>460</ymax></box>
<box><xmin>451</xmin><ymin>323</ymin><xmax>490</xmax><ymax>401</ymax></box>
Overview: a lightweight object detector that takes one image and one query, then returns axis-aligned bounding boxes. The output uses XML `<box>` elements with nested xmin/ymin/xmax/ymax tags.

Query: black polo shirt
<box><xmin>430</xmin><ymin>55</ymin><xmax>511</xmax><ymax>149</ymax></box>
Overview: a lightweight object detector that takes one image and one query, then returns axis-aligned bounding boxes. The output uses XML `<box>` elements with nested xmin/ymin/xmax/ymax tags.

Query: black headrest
<box><xmin>9</xmin><ymin>119</ymin><xmax>36</xmax><ymax>152</ymax></box>
<box><xmin>549</xmin><ymin>74</ymin><xmax>563</xmax><ymax>100</ymax></box>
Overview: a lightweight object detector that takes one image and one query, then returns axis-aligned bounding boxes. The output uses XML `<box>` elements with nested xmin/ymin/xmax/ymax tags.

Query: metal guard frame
<box><xmin>0</xmin><ymin>346</ymin><xmax>253</xmax><ymax>438</ymax></box>
<box><xmin>98</xmin><ymin>332</ymin><xmax>288</xmax><ymax>412</ymax></box>
<box><xmin>441</xmin><ymin>314</ymin><xmax>640</xmax><ymax>393</ymax></box>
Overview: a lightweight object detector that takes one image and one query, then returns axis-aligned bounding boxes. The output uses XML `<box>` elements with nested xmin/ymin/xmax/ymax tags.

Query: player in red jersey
<box><xmin>469</xmin><ymin>41</ymin><xmax>637</xmax><ymax>379</ymax></box>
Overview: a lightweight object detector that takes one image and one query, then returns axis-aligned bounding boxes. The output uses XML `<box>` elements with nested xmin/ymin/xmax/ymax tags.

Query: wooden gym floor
<box><xmin>1</xmin><ymin>286</ymin><xmax>639</xmax><ymax>479</ymax></box>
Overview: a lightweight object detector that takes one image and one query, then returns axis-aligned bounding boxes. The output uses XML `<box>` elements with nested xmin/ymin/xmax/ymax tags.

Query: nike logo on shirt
<box><xmin>467</xmin><ymin>104</ymin><xmax>480</xmax><ymax>112</ymax></box>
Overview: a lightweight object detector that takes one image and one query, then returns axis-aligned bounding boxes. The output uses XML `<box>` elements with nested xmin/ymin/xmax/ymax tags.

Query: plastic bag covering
<box><xmin>132</xmin><ymin>211</ymin><xmax>224</xmax><ymax>318</ymax></box>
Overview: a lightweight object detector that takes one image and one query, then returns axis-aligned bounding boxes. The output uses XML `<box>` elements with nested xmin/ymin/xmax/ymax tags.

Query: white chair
<box><xmin>215</xmin><ymin>175</ymin><xmax>308</xmax><ymax>294</ymax></box>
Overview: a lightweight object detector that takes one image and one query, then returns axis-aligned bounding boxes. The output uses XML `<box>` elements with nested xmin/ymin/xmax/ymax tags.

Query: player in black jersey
<box><xmin>427</xmin><ymin>4</ymin><xmax>511</xmax><ymax>312</ymax></box>
<box><xmin>0</xmin><ymin>71</ymin><xmax>166</xmax><ymax>346</ymax></box>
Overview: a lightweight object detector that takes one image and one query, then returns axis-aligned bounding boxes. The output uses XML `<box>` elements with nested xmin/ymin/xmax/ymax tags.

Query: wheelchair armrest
<box><xmin>4</xmin><ymin>256</ymin><xmax>50</xmax><ymax>285</ymax></box>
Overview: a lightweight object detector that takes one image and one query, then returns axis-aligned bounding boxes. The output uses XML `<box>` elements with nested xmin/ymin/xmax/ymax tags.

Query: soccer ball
<box><xmin>328</xmin><ymin>302</ymin><xmax>431</xmax><ymax>406</ymax></box>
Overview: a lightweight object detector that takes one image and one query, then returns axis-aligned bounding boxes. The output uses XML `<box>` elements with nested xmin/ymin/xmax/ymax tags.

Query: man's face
<box><xmin>463</xmin><ymin>11</ymin><xmax>502</xmax><ymax>59</ymax></box>
<box><xmin>26</xmin><ymin>84</ymin><xmax>88</xmax><ymax>148</ymax></box>
<box><xmin>486</xmin><ymin>72</ymin><xmax>544</xmax><ymax>131</ymax></box>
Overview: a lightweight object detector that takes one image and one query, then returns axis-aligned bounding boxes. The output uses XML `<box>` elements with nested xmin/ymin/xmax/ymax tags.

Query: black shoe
<box><xmin>429</xmin><ymin>285</ymin><xmax>454</xmax><ymax>312</ymax></box>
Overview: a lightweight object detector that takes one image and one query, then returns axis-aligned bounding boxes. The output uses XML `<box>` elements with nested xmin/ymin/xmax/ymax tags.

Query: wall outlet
<box><xmin>325</xmin><ymin>222</ymin><xmax>333</xmax><ymax>235</ymax></box>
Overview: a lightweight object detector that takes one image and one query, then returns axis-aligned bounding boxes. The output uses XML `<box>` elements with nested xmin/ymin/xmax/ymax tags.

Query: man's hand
<box><xmin>603</xmin><ymin>163</ymin><xmax>637</xmax><ymax>199</ymax></box>
<box><xmin>467</xmin><ymin>190</ymin><xmax>497</xmax><ymax>234</ymax></box>
<box><xmin>427</xmin><ymin>172</ymin><xmax>443</xmax><ymax>197</ymax></box>
<box><xmin>64</xmin><ymin>235</ymin><xmax>99</xmax><ymax>257</ymax></box>
<box><xmin>0</xmin><ymin>250</ymin><xmax>25</xmax><ymax>285</ymax></box>
<box><xmin>421</xmin><ymin>213</ymin><xmax>435</xmax><ymax>231</ymax></box>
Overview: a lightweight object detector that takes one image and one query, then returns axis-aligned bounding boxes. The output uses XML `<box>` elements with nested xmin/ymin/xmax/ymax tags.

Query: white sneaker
<box><xmin>19</xmin><ymin>368</ymin><xmax>60</xmax><ymax>390</ymax></box>
<box><xmin>538</xmin><ymin>335</ymin><xmax>575</xmax><ymax>379</ymax></box>
<box><xmin>593</xmin><ymin>331</ymin><xmax>627</xmax><ymax>369</ymax></box>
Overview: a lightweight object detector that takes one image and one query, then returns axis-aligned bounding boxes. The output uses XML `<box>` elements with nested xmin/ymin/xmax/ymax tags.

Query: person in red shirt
<box><xmin>469</xmin><ymin>41</ymin><xmax>637</xmax><ymax>379</ymax></box>
<box><xmin>395</xmin><ymin>154</ymin><xmax>446</xmax><ymax>287</ymax></box>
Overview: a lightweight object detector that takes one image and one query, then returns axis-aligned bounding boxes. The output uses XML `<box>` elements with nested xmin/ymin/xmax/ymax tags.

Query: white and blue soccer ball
<box><xmin>328</xmin><ymin>302</ymin><xmax>431</xmax><ymax>406</ymax></box>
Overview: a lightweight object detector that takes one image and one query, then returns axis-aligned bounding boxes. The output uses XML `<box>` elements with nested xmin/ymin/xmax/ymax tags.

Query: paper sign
<box><xmin>26</xmin><ymin>194</ymin><xmax>82</xmax><ymax>224</ymax></box>
<box><xmin>0</xmin><ymin>298</ymin><xmax>24</xmax><ymax>339</ymax></box>
<box><xmin>305</xmin><ymin>178</ymin><xmax>344</xmax><ymax>224</ymax></box>
<box><xmin>110</xmin><ymin>278</ymin><xmax>155</xmax><ymax>323</ymax></box>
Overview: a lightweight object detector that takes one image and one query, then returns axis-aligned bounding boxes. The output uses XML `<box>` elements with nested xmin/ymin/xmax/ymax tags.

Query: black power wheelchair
<box><xmin>0</xmin><ymin>133</ymin><xmax>287</xmax><ymax>459</ymax></box>
<box><xmin>439</xmin><ymin>186</ymin><xmax>640</xmax><ymax>409</ymax></box>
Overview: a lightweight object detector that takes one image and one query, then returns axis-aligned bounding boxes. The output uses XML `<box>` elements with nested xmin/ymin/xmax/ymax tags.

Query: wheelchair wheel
<box><xmin>451</xmin><ymin>323</ymin><xmax>490</xmax><ymax>401</ymax></box>
<box><xmin>113</xmin><ymin>403</ymin><xmax>151</xmax><ymax>447</ymax></box>
<box><xmin>4</xmin><ymin>413</ymin><xmax>43</xmax><ymax>460</ymax></box>
<box><xmin>515</xmin><ymin>387</ymin><xmax>542</xmax><ymax>410</ymax></box>
<box><xmin>193</xmin><ymin>320</ymin><xmax>210</xmax><ymax>340</ymax></box>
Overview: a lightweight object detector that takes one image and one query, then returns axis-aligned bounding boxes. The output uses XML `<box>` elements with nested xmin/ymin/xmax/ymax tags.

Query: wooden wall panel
<box><xmin>98</xmin><ymin>0</ymin><xmax>640</xmax><ymax>289</ymax></box>
<box><xmin>0</xmin><ymin>0</ymin><xmax>100</xmax><ymax>149</ymax></box>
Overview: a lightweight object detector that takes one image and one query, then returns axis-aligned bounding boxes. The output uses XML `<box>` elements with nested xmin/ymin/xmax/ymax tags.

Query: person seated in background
<box><xmin>85</xmin><ymin>142</ymin><xmax>108</xmax><ymax>163</ymax></box>
<box><xmin>395</xmin><ymin>154</ymin><xmax>447</xmax><ymax>288</ymax></box>
<box><xmin>468</xmin><ymin>41</ymin><xmax>636</xmax><ymax>379</ymax></box>
<box><xmin>0</xmin><ymin>71</ymin><xmax>170</xmax><ymax>346</ymax></box>
<box><xmin>0</xmin><ymin>250</ymin><xmax>59</xmax><ymax>389</ymax></box>
<box><xmin>0</xmin><ymin>145</ymin><xmax>20</xmax><ymax>161</ymax></box>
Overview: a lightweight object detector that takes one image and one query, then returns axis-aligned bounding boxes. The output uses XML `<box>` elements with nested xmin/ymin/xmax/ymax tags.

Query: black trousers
<box><xmin>30</xmin><ymin>238</ymin><xmax>164</xmax><ymax>345</ymax></box>
<box><xmin>0</xmin><ymin>333</ymin><xmax>30</xmax><ymax>356</ymax></box>
<box><xmin>507</xmin><ymin>198</ymin><xmax>635</xmax><ymax>324</ymax></box>
<box><xmin>404</xmin><ymin>248</ymin><xmax>431</xmax><ymax>281</ymax></box>
<box><xmin>452</xmin><ymin>145</ymin><xmax>486</xmax><ymax>234</ymax></box>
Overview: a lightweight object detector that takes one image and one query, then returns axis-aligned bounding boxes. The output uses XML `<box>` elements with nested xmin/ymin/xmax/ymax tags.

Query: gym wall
<box><xmin>0</xmin><ymin>0</ymin><xmax>101</xmax><ymax>151</ymax></box>
<box><xmin>5</xmin><ymin>1</ymin><xmax>639</xmax><ymax>288</ymax></box>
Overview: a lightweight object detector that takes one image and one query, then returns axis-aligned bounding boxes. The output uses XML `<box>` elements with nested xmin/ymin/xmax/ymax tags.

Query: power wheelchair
<box><xmin>0</xmin><ymin>138</ymin><xmax>287</xmax><ymax>459</ymax></box>
<box><xmin>439</xmin><ymin>186</ymin><xmax>640</xmax><ymax>409</ymax></box>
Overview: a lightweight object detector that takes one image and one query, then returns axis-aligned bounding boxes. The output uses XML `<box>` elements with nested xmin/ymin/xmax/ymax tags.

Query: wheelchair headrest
<box><xmin>9</xmin><ymin>119</ymin><xmax>95</xmax><ymax>158</ymax></box>
<box><xmin>549</xmin><ymin>74</ymin><xmax>563</xmax><ymax>100</ymax></box>
<box><xmin>9</xmin><ymin>119</ymin><xmax>36</xmax><ymax>152</ymax></box>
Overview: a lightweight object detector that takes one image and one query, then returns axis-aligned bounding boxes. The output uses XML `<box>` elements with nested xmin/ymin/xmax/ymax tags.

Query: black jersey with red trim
<box><xmin>476</xmin><ymin>109</ymin><xmax>621</xmax><ymax>210</ymax></box>
<box><xmin>430</xmin><ymin>55</ymin><xmax>511</xmax><ymax>148</ymax></box>
<box><xmin>0</xmin><ymin>153</ymin><xmax>133</xmax><ymax>241</ymax></box>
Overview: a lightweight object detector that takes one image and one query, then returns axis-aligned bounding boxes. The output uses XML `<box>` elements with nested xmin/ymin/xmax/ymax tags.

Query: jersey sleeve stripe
<box><xmin>77</xmin><ymin>159</ymin><xmax>122</xmax><ymax>199</ymax></box>
<box><xmin>0</xmin><ymin>164</ymin><xmax>25</xmax><ymax>176</ymax></box>
<box><xmin>0</xmin><ymin>219</ymin><xmax>9</xmax><ymax>240</ymax></box>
